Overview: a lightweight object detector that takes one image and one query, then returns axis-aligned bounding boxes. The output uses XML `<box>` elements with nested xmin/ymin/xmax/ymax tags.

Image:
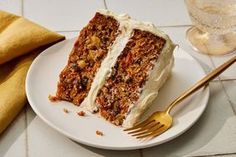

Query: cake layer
<box><xmin>80</xmin><ymin>10</ymin><xmax>132</xmax><ymax>111</ymax></box>
<box><xmin>96</xmin><ymin>29</ymin><xmax>167</xmax><ymax>126</ymax></box>
<box><xmin>55</xmin><ymin>12</ymin><xmax>120</xmax><ymax>105</ymax></box>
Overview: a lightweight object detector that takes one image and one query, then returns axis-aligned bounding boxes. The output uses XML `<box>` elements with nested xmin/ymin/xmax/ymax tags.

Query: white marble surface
<box><xmin>105</xmin><ymin>0</ymin><xmax>191</xmax><ymax>26</ymax></box>
<box><xmin>23</xmin><ymin>0</ymin><xmax>105</xmax><ymax>31</ymax></box>
<box><xmin>1</xmin><ymin>0</ymin><xmax>236</xmax><ymax>157</ymax></box>
<box><xmin>0</xmin><ymin>0</ymin><xmax>22</xmax><ymax>15</ymax></box>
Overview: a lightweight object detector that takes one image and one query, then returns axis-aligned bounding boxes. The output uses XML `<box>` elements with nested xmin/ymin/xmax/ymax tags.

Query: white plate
<box><xmin>26</xmin><ymin>38</ymin><xmax>209</xmax><ymax>150</ymax></box>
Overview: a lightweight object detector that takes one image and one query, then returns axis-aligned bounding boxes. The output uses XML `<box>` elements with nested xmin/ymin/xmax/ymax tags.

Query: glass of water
<box><xmin>185</xmin><ymin>0</ymin><xmax>236</xmax><ymax>55</ymax></box>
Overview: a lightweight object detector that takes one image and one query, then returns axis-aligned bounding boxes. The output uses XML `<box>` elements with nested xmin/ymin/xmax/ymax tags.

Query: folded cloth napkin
<box><xmin>0</xmin><ymin>10</ymin><xmax>65</xmax><ymax>134</ymax></box>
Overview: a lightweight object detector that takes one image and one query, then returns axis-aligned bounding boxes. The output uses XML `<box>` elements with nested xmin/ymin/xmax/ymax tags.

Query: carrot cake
<box><xmin>55</xmin><ymin>12</ymin><xmax>120</xmax><ymax>105</ymax></box>
<box><xmin>52</xmin><ymin>10</ymin><xmax>176</xmax><ymax>128</ymax></box>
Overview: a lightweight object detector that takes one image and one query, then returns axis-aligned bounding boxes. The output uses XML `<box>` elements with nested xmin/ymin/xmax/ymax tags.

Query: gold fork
<box><xmin>124</xmin><ymin>55</ymin><xmax>236</xmax><ymax>139</ymax></box>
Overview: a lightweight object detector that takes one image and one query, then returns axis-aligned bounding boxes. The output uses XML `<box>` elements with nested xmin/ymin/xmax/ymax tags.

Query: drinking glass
<box><xmin>185</xmin><ymin>0</ymin><xmax>236</xmax><ymax>55</ymax></box>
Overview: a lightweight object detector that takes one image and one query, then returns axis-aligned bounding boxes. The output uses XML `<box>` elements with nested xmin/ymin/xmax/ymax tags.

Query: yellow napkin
<box><xmin>0</xmin><ymin>10</ymin><xmax>65</xmax><ymax>134</ymax></box>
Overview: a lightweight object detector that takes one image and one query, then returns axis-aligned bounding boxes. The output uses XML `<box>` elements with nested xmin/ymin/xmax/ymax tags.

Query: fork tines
<box><xmin>124</xmin><ymin>119</ymin><xmax>166</xmax><ymax>139</ymax></box>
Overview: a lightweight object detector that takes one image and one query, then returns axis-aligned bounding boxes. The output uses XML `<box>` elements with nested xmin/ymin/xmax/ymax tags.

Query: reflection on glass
<box><xmin>185</xmin><ymin>0</ymin><xmax>236</xmax><ymax>55</ymax></box>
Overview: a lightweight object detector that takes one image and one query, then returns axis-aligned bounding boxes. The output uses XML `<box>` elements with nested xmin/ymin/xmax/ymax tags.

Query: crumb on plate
<box><xmin>96</xmin><ymin>130</ymin><xmax>104</xmax><ymax>136</ymax></box>
<box><xmin>63</xmin><ymin>108</ymin><xmax>69</xmax><ymax>113</ymax></box>
<box><xmin>48</xmin><ymin>95</ymin><xmax>58</xmax><ymax>102</ymax></box>
<box><xmin>77</xmin><ymin>111</ymin><xmax>85</xmax><ymax>116</ymax></box>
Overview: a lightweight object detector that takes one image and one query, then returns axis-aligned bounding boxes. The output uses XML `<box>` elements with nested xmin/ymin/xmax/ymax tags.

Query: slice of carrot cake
<box><xmin>52</xmin><ymin>10</ymin><xmax>176</xmax><ymax>128</ymax></box>
<box><xmin>54</xmin><ymin>12</ymin><xmax>121</xmax><ymax>105</ymax></box>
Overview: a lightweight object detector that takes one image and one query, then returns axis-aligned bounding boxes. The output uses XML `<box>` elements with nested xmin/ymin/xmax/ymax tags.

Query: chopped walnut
<box><xmin>96</xmin><ymin>130</ymin><xmax>104</xmax><ymax>136</ymax></box>
<box><xmin>77</xmin><ymin>111</ymin><xmax>85</xmax><ymax>116</ymax></box>
<box><xmin>77</xmin><ymin>60</ymin><xmax>86</xmax><ymax>69</ymax></box>
<box><xmin>63</xmin><ymin>108</ymin><xmax>69</xmax><ymax>113</ymax></box>
<box><xmin>90</xmin><ymin>35</ymin><xmax>101</xmax><ymax>47</ymax></box>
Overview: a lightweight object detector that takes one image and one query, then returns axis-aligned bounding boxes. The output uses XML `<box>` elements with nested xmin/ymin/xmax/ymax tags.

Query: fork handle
<box><xmin>165</xmin><ymin>55</ymin><xmax>236</xmax><ymax>114</ymax></box>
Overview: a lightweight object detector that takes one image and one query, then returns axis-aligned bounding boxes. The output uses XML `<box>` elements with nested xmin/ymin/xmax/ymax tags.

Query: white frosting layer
<box><xmin>80</xmin><ymin>9</ymin><xmax>176</xmax><ymax>127</ymax></box>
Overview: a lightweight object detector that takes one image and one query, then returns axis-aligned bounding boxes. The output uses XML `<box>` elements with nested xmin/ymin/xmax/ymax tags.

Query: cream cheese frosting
<box><xmin>80</xmin><ymin>9</ymin><xmax>176</xmax><ymax>127</ymax></box>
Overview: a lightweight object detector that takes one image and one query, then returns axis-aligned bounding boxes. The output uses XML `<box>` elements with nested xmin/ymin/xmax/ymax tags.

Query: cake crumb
<box><xmin>96</xmin><ymin>130</ymin><xmax>104</xmax><ymax>136</ymax></box>
<box><xmin>77</xmin><ymin>111</ymin><xmax>85</xmax><ymax>116</ymax></box>
<box><xmin>48</xmin><ymin>95</ymin><xmax>58</xmax><ymax>102</ymax></box>
<box><xmin>63</xmin><ymin>108</ymin><xmax>69</xmax><ymax>113</ymax></box>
